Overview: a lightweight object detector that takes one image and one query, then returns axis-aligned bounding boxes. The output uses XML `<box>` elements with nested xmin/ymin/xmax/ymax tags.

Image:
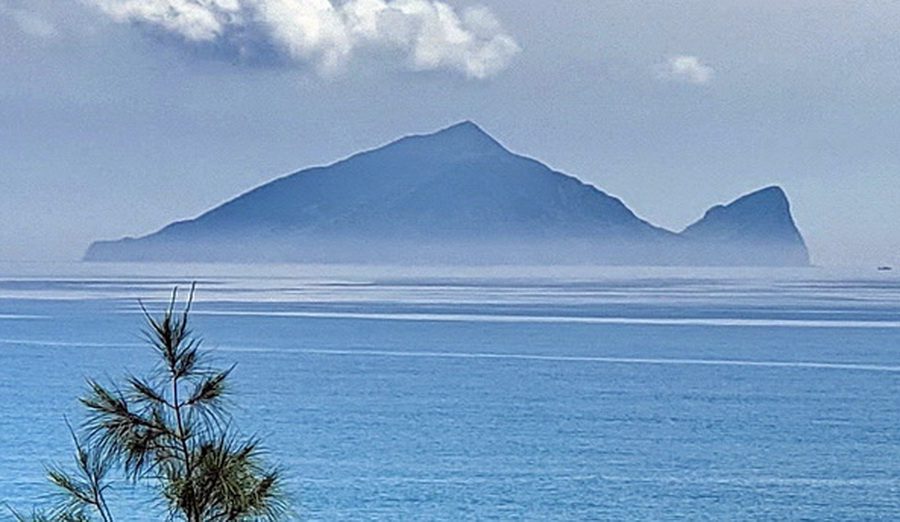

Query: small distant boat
<box><xmin>877</xmin><ymin>266</ymin><xmax>893</xmax><ymax>271</ymax></box>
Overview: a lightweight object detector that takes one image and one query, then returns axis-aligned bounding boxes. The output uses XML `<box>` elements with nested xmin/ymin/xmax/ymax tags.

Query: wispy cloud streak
<box><xmin>0</xmin><ymin>2</ymin><xmax>58</xmax><ymax>38</ymax></box>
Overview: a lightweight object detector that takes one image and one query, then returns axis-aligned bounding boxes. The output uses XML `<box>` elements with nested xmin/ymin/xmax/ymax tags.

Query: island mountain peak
<box><xmin>683</xmin><ymin>186</ymin><xmax>805</xmax><ymax>246</ymax></box>
<box><xmin>717</xmin><ymin>185</ymin><xmax>790</xmax><ymax>213</ymax></box>
<box><xmin>440</xmin><ymin>119</ymin><xmax>487</xmax><ymax>135</ymax></box>
<box><xmin>85</xmin><ymin>122</ymin><xmax>810</xmax><ymax>266</ymax></box>
<box><xmin>392</xmin><ymin>120</ymin><xmax>507</xmax><ymax>155</ymax></box>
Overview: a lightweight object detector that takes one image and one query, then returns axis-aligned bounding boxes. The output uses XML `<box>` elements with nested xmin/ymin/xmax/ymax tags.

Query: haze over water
<box><xmin>2</xmin><ymin>263</ymin><xmax>899</xmax><ymax>519</ymax></box>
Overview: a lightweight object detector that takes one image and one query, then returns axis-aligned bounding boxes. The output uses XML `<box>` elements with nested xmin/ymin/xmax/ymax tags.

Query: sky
<box><xmin>1</xmin><ymin>0</ymin><xmax>899</xmax><ymax>266</ymax></box>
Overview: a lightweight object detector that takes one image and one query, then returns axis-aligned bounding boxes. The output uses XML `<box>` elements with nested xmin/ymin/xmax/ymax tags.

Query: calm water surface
<box><xmin>1</xmin><ymin>263</ymin><xmax>899</xmax><ymax>520</ymax></box>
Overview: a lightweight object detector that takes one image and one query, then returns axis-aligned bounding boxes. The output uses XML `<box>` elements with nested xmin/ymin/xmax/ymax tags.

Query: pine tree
<box><xmin>14</xmin><ymin>285</ymin><xmax>288</xmax><ymax>521</ymax></box>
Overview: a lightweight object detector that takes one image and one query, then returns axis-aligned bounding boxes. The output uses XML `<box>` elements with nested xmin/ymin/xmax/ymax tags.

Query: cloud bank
<box><xmin>86</xmin><ymin>0</ymin><xmax>520</xmax><ymax>78</ymax></box>
<box><xmin>659</xmin><ymin>55</ymin><xmax>714</xmax><ymax>85</ymax></box>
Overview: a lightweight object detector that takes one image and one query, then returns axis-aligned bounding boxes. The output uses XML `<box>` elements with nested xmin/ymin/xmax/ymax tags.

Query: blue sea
<box><xmin>1</xmin><ymin>263</ymin><xmax>899</xmax><ymax>520</ymax></box>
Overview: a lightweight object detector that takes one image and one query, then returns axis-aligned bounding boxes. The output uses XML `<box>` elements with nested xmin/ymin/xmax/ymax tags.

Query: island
<box><xmin>85</xmin><ymin>122</ymin><xmax>810</xmax><ymax>266</ymax></box>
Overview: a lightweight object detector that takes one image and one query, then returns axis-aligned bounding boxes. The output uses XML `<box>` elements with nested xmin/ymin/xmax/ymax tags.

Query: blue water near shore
<box><xmin>1</xmin><ymin>263</ymin><xmax>899</xmax><ymax>520</ymax></box>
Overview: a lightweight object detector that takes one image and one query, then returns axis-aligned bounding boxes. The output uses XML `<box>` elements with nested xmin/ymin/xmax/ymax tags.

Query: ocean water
<box><xmin>1</xmin><ymin>263</ymin><xmax>899</xmax><ymax>520</ymax></box>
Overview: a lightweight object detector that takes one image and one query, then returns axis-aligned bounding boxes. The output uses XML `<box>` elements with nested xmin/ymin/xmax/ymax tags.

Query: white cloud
<box><xmin>658</xmin><ymin>55</ymin><xmax>714</xmax><ymax>85</ymax></box>
<box><xmin>0</xmin><ymin>3</ymin><xmax>58</xmax><ymax>38</ymax></box>
<box><xmin>85</xmin><ymin>0</ymin><xmax>520</xmax><ymax>78</ymax></box>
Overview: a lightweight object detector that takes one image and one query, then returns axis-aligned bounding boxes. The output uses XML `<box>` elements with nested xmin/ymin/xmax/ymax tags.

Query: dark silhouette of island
<box><xmin>85</xmin><ymin>121</ymin><xmax>809</xmax><ymax>266</ymax></box>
